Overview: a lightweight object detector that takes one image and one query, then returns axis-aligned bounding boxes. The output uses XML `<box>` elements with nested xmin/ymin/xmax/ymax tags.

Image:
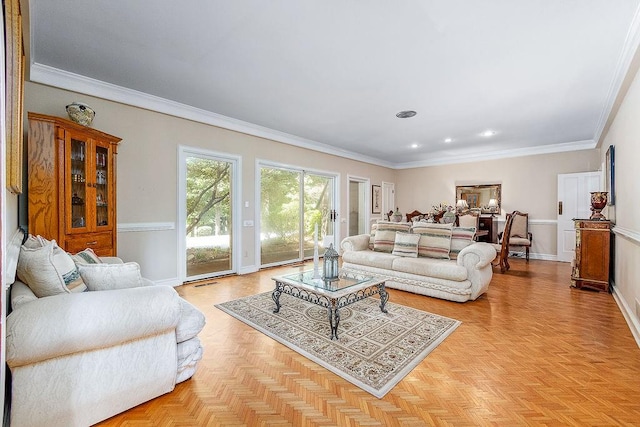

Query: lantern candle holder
<box><xmin>323</xmin><ymin>243</ymin><xmax>339</xmax><ymax>281</ymax></box>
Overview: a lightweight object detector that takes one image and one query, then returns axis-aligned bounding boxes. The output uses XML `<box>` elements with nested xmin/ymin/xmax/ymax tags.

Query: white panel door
<box><xmin>557</xmin><ymin>171</ymin><xmax>602</xmax><ymax>262</ymax></box>
<box><xmin>382</xmin><ymin>181</ymin><xmax>395</xmax><ymax>219</ymax></box>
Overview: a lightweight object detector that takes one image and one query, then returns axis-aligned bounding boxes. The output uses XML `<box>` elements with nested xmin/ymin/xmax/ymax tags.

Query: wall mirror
<box><xmin>455</xmin><ymin>184</ymin><xmax>501</xmax><ymax>213</ymax></box>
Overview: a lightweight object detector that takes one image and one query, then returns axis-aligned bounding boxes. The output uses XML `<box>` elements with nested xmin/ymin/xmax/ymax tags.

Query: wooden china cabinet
<box><xmin>27</xmin><ymin>112</ymin><xmax>122</xmax><ymax>256</ymax></box>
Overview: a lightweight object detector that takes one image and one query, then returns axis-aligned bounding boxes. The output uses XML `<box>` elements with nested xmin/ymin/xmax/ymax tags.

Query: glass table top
<box><xmin>273</xmin><ymin>270</ymin><xmax>385</xmax><ymax>294</ymax></box>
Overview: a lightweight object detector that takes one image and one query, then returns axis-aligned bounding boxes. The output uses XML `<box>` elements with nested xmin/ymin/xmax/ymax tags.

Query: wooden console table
<box><xmin>571</xmin><ymin>219</ymin><xmax>612</xmax><ymax>292</ymax></box>
<box><xmin>478</xmin><ymin>215</ymin><xmax>497</xmax><ymax>243</ymax></box>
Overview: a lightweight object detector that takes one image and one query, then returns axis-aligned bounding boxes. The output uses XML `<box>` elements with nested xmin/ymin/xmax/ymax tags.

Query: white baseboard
<box><xmin>508</xmin><ymin>251</ymin><xmax>558</xmax><ymax>261</ymax></box>
<box><xmin>239</xmin><ymin>265</ymin><xmax>259</xmax><ymax>275</ymax></box>
<box><xmin>611</xmin><ymin>283</ymin><xmax>640</xmax><ymax>349</ymax></box>
<box><xmin>149</xmin><ymin>266</ymin><xmax>258</xmax><ymax>287</ymax></box>
<box><xmin>152</xmin><ymin>277</ymin><xmax>182</xmax><ymax>287</ymax></box>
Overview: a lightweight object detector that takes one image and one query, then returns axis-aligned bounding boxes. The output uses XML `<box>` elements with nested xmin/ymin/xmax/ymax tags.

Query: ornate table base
<box><xmin>272</xmin><ymin>281</ymin><xmax>388</xmax><ymax>340</ymax></box>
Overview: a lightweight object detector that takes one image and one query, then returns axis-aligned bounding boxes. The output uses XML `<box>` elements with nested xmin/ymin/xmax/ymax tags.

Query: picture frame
<box><xmin>462</xmin><ymin>193</ymin><xmax>479</xmax><ymax>208</ymax></box>
<box><xmin>606</xmin><ymin>145</ymin><xmax>615</xmax><ymax>206</ymax></box>
<box><xmin>371</xmin><ymin>185</ymin><xmax>381</xmax><ymax>214</ymax></box>
<box><xmin>4</xmin><ymin>0</ymin><xmax>25</xmax><ymax>194</ymax></box>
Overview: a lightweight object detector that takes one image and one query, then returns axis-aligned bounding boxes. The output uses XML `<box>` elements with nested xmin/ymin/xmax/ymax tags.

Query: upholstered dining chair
<box><xmin>457</xmin><ymin>211</ymin><xmax>480</xmax><ymax>228</ymax></box>
<box><xmin>506</xmin><ymin>211</ymin><xmax>533</xmax><ymax>260</ymax></box>
<box><xmin>491</xmin><ymin>212</ymin><xmax>516</xmax><ymax>273</ymax></box>
<box><xmin>457</xmin><ymin>211</ymin><xmax>480</xmax><ymax>239</ymax></box>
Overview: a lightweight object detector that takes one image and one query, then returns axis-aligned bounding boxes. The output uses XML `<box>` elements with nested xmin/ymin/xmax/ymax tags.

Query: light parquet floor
<box><xmin>96</xmin><ymin>259</ymin><xmax>640</xmax><ymax>426</ymax></box>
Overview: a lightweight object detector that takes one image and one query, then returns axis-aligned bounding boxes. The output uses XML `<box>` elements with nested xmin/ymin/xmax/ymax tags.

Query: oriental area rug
<box><xmin>216</xmin><ymin>292</ymin><xmax>460</xmax><ymax>398</ymax></box>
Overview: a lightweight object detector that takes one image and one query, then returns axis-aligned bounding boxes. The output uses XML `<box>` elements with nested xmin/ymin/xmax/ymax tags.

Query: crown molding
<box><xmin>29</xmin><ymin>62</ymin><xmax>396</xmax><ymax>169</ymax></box>
<box><xmin>593</xmin><ymin>3</ymin><xmax>640</xmax><ymax>146</ymax></box>
<box><xmin>30</xmin><ymin>62</ymin><xmax>602</xmax><ymax>170</ymax></box>
<box><xmin>394</xmin><ymin>140</ymin><xmax>597</xmax><ymax>169</ymax></box>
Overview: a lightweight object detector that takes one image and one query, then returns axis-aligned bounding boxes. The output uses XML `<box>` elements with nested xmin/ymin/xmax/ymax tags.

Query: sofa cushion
<box><xmin>392</xmin><ymin>257</ymin><xmax>468</xmax><ymax>282</ymax></box>
<box><xmin>78</xmin><ymin>262</ymin><xmax>144</xmax><ymax>291</ymax></box>
<box><xmin>17</xmin><ymin>240</ymin><xmax>87</xmax><ymax>297</ymax></box>
<box><xmin>373</xmin><ymin>221</ymin><xmax>411</xmax><ymax>253</ymax></box>
<box><xmin>450</xmin><ymin>227</ymin><xmax>476</xmax><ymax>260</ymax></box>
<box><xmin>176</xmin><ymin>298</ymin><xmax>206</xmax><ymax>343</ymax></box>
<box><xmin>341</xmin><ymin>249</ymin><xmax>397</xmax><ymax>270</ymax></box>
<box><xmin>392</xmin><ymin>232</ymin><xmax>420</xmax><ymax>258</ymax></box>
<box><xmin>411</xmin><ymin>222</ymin><xmax>453</xmax><ymax>259</ymax></box>
<box><xmin>510</xmin><ymin>237</ymin><xmax>531</xmax><ymax>246</ymax></box>
<box><xmin>71</xmin><ymin>248</ymin><xmax>103</xmax><ymax>265</ymax></box>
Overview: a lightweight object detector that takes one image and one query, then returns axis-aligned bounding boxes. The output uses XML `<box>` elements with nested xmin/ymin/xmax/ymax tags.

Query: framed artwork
<box><xmin>462</xmin><ymin>193</ymin><xmax>479</xmax><ymax>208</ymax></box>
<box><xmin>5</xmin><ymin>0</ymin><xmax>25</xmax><ymax>194</ymax></box>
<box><xmin>606</xmin><ymin>145</ymin><xmax>615</xmax><ymax>206</ymax></box>
<box><xmin>371</xmin><ymin>185</ymin><xmax>381</xmax><ymax>214</ymax></box>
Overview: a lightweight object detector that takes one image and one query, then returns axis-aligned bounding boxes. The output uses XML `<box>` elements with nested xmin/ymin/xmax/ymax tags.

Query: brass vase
<box><xmin>589</xmin><ymin>191</ymin><xmax>608</xmax><ymax>220</ymax></box>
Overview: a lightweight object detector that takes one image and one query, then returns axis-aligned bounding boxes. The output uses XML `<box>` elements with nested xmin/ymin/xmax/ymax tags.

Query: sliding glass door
<box><xmin>260</xmin><ymin>167</ymin><xmax>302</xmax><ymax>266</ymax></box>
<box><xmin>260</xmin><ymin>164</ymin><xmax>337</xmax><ymax>267</ymax></box>
<box><xmin>179</xmin><ymin>147</ymin><xmax>238</xmax><ymax>282</ymax></box>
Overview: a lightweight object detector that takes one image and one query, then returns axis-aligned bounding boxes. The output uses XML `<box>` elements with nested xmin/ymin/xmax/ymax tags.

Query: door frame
<box><xmin>347</xmin><ymin>175</ymin><xmax>370</xmax><ymax>236</ymax></box>
<box><xmin>256</xmin><ymin>159</ymin><xmax>340</xmax><ymax>268</ymax></box>
<box><xmin>177</xmin><ymin>145</ymin><xmax>242</xmax><ymax>282</ymax></box>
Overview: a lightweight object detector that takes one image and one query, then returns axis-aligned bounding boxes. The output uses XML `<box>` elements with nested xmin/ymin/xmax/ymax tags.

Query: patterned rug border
<box><xmin>216</xmin><ymin>292</ymin><xmax>460</xmax><ymax>398</ymax></box>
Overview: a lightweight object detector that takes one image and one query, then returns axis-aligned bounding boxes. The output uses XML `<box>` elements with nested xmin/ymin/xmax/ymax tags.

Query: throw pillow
<box><xmin>17</xmin><ymin>240</ymin><xmax>87</xmax><ymax>297</ymax></box>
<box><xmin>369</xmin><ymin>223</ymin><xmax>378</xmax><ymax>250</ymax></box>
<box><xmin>373</xmin><ymin>220</ymin><xmax>411</xmax><ymax>253</ymax></box>
<box><xmin>71</xmin><ymin>248</ymin><xmax>103</xmax><ymax>265</ymax></box>
<box><xmin>78</xmin><ymin>262</ymin><xmax>144</xmax><ymax>291</ymax></box>
<box><xmin>391</xmin><ymin>232</ymin><xmax>420</xmax><ymax>258</ymax></box>
<box><xmin>22</xmin><ymin>234</ymin><xmax>45</xmax><ymax>249</ymax></box>
<box><xmin>450</xmin><ymin>227</ymin><xmax>476</xmax><ymax>260</ymax></box>
<box><xmin>411</xmin><ymin>222</ymin><xmax>453</xmax><ymax>259</ymax></box>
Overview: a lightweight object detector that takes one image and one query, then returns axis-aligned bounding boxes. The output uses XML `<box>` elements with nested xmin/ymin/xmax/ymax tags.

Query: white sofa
<box><xmin>4</xmin><ymin>230</ymin><xmax>206</xmax><ymax>427</ymax></box>
<box><xmin>340</xmin><ymin>224</ymin><xmax>497</xmax><ymax>302</ymax></box>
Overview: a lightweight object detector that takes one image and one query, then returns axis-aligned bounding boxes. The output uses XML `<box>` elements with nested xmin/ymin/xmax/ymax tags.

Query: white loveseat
<box><xmin>5</xmin><ymin>230</ymin><xmax>206</xmax><ymax>427</ymax></box>
<box><xmin>340</xmin><ymin>221</ymin><xmax>497</xmax><ymax>302</ymax></box>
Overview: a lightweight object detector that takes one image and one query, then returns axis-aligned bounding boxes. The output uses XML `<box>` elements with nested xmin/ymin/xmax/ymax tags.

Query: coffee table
<box><xmin>271</xmin><ymin>270</ymin><xmax>389</xmax><ymax>340</ymax></box>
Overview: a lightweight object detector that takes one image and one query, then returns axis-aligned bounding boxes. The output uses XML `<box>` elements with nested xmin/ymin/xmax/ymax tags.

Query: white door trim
<box><xmin>347</xmin><ymin>175</ymin><xmax>370</xmax><ymax>236</ymax></box>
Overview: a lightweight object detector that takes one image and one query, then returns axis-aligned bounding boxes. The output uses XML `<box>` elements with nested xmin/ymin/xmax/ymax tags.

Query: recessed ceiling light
<box><xmin>396</xmin><ymin>110</ymin><xmax>417</xmax><ymax>118</ymax></box>
<box><xmin>481</xmin><ymin>130</ymin><xmax>496</xmax><ymax>137</ymax></box>
<box><xmin>444</xmin><ymin>138</ymin><xmax>453</xmax><ymax>143</ymax></box>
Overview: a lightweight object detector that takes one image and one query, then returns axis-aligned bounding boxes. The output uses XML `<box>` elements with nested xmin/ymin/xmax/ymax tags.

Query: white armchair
<box><xmin>5</xmin><ymin>230</ymin><xmax>205</xmax><ymax>427</ymax></box>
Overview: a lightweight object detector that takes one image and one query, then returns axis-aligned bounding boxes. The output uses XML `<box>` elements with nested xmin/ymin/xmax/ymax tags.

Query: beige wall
<box><xmin>395</xmin><ymin>150</ymin><xmax>601</xmax><ymax>258</ymax></box>
<box><xmin>24</xmin><ymin>82</ymin><xmax>395</xmax><ymax>282</ymax></box>
<box><xmin>601</xmin><ymin>59</ymin><xmax>640</xmax><ymax>340</ymax></box>
<box><xmin>20</xmin><ymin>79</ymin><xmax>636</xmax><ymax>335</ymax></box>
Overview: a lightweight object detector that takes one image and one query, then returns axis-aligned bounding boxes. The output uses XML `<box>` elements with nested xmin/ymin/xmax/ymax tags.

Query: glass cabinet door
<box><xmin>70</xmin><ymin>138</ymin><xmax>88</xmax><ymax>229</ymax></box>
<box><xmin>95</xmin><ymin>145</ymin><xmax>109</xmax><ymax>228</ymax></box>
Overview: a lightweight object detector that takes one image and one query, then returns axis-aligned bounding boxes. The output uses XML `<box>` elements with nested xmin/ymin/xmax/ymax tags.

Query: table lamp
<box><xmin>456</xmin><ymin>199</ymin><xmax>468</xmax><ymax>213</ymax></box>
<box><xmin>488</xmin><ymin>198</ymin><xmax>498</xmax><ymax>216</ymax></box>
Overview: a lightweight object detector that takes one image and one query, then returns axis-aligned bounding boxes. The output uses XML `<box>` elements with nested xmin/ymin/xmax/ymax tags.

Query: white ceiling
<box><xmin>25</xmin><ymin>0</ymin><xmax>640</xmax><ymax>168</ymax></box>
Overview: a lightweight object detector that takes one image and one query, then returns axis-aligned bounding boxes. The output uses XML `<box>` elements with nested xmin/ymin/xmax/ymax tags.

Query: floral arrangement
<box><xmin>431</xmin><ymin>202</ymin><xmax>454</xmax><ymax>214</ymax></box>
<box><xmin>430</xmin><ymin>202</ymin><xmax>456</xmax><ymax>224</ymax></box>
